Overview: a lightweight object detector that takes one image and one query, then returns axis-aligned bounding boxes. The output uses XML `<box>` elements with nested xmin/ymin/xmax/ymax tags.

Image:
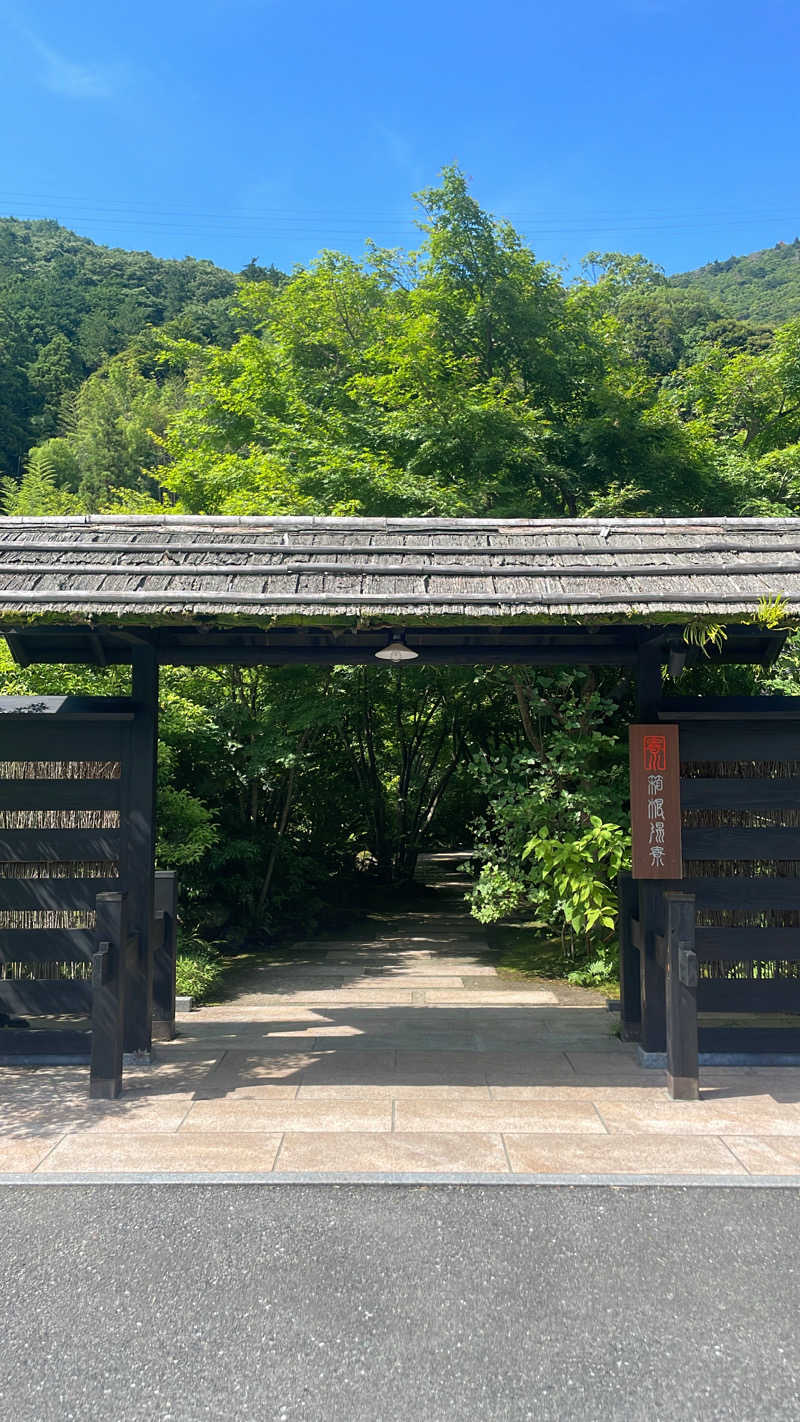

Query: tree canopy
<box><xmin>9</xmin><ymin>172</ymin><xmax>800</xmax><ymax>524</ymax></box>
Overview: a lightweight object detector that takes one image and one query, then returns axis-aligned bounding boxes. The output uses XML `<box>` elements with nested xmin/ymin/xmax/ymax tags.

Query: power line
<box><xmin>0</xmin><ymin>194</ymin><xmax>796</xmax><ymax>254</ymax></box>
<box><xmin>0</xmin><ymin>191</ymin><xmax>796</xmax><ymax>232</ymax></box>
<box><xmin>2</xmin><ymin>211</ymin><xmax>797</xmax><ymax>242</ymax></box>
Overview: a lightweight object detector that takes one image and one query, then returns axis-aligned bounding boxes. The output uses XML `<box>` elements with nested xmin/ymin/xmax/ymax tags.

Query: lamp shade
<box><xmin>374</xmin><ymin>633</ymin><xmax>419</xmax><ymax>662</ymax></box>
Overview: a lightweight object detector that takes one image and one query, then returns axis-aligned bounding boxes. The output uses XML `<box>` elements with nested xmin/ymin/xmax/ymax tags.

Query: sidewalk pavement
<box><xmin>3</xmin><ymin>855</ymin><xmax>800</xmax><ymax>1180</ymax></box>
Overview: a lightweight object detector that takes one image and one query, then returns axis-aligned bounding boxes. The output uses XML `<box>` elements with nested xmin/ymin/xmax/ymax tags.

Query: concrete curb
<box><xmin>2</xmin><ymin>1170</ymin><xmax>800</xmax><ymax>1187</ymax></box>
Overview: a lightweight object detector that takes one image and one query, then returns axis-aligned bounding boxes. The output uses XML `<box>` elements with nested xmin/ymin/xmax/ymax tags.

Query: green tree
<box><xmin>159</xmin><ymin>168</ymin><xmax>711</xmax><ymax>520</ymax></box>
<box><xmin>25</xmin><ymin>350</ymin><xmax>185</xmax><ymax>510</ymax></box>
<box><xmin>27</xmin><ymin>333</ymin><xmax>83</xmax><ymax>440</ymax></box>
<box><xmin>0</xmin><ymin>445</ymin><xmax>77</xmax><ymax>515</ymax></box>
<box><xmin>678</xmin><ymin>317</ymin><xmax>800</xmax><ymax>455</ymax></box>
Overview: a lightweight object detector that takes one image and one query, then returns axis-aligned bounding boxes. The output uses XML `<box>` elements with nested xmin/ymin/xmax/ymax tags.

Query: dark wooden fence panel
<box><xmin>627</xmin><ymin>704</ymin><xmax>800</xmax><ymax>1072</ymax></box>
<box><xmin>0</xmin><ymin>979</ymin><xmax>92</xmax><ymax>1015</ymax></box>
<box><xmin>0</xmin><ymin>779</ymin><xmax>120</xmax><ymax>810</ymax></box>
<box><xmin>695</xmin><ymin>926</ymin><xmax>800</xmax><ymax>960</ymax></box>
<box><xmin>680</xmin><ymin>778</ymin><xmax>800</xmax><ymax>810</ymax></box>
<box><xmin>683</xmin><ymin>877</ymin><xmax>800</xmax><ymax>911</ymax></box>
<box><xmin>699</xmin><ymin>1026</ymin><xmax>800</xmax><ymax>1054</ymax></box>
<box><xmin>682</xmin><ymin>827</ymin><xmax>800</xmax><ymax>860</ymax></box>
<box><xmin>0</xmin><ymin>929</ymin><xmax>95</xmax><ymax>964</ymax></box>
<box><xmin>678</xmin><ymin>723</ymin><xmax>800</xmax><ymax>762</ymax></box>
<box><xmin>0</xmin><ymin>723</ymin><xmax>126</xmax><ymax>761</ymax></box>
<box><xmin>0</xmin><ymin>831</ymin><xmax>120</xmax><ymax>861</ymax></box>
<box><xmin>0</xmin><ymin>701</ymin><xmax>131</xmax><ymax>1068</ymax></box>
<box><xmin>0</xmin><ymin>693</ymin><xmax>168</xmax><ymax>1077</ymax></box>
<box><xmin>0</xmin><ymin>878</ymin><xmax>119</xmax><ymax>911</ymax></box>
<box><xmin>699</xmin><ymin>979</ymin><xmax>800</xmax><ymax>1013</ymax></box>
<box><xmin>0</xmin><ymin>1026</ymin><xmax>90</xmax><ymax>1059</ymax></box>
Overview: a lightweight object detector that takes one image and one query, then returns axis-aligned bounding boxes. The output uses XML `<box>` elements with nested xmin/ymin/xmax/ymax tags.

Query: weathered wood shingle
<box><xmin>0</xmin><ymin>514</ymin><xmax>799</xmax><ymax>622</ymax></box>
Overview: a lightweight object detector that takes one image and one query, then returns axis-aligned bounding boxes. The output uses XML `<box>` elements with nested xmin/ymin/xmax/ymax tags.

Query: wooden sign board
<box><xmin>629</xmin><ymin>724</ymin><xmax>682</xmax><ymax>879</ymax></box>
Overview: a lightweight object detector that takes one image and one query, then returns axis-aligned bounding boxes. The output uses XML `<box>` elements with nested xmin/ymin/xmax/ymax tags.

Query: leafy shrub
<box><xmin>469</xmin><ymin>861</ymin><xmax>528</xmax><ymax>923</ymax></box>
<box><xmin>157</xmin><ymin>784</ymin><xmax>218</xmax><ymax>867</ymax></box>
<box><xmin>175</xmin><ymin>935</ymin><xmax>225</xmax><ymax>1004</ymax></box>
<box><xmin>523</xmin><ymin>816</ymin><xmax>628</xmax><ymax>950</ymax></box>
<box><xmin>469</xmin><ymin>671</ymin><xmax>630</xmax><ymax>953</ymax></box>
<box><xmin>566</xmin><ymin>943</ymin><xmax>618</xmax><ymax>987</ymax></box>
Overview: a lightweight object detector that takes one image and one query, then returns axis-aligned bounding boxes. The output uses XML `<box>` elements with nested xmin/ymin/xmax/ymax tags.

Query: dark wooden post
<box><xmin>664</xmin><ymin>890</ymin><xmax>699</xmax><ymax>1100</ymax></box>
<box><xmin>636</xmin><ymin>638</ymin><xmax>665</xmax><ymax>722</ymax></box>
<box><xmin>638</xmin><ymin>881</ymin><xmax>667</xmax><ymax>1055</ymax></box>
<box><xmin>629</xmin><ymin>654</ymin><xmax>670</xmax><ymax>1058</ymax></box>
<box><xmin>152</xmin><ymin>870</ymin><xmax>178</xmax><ymax>1041</ymax></box>
<box><xmin>122</xmin><ymin>645</ymin><xmax>159</xmax><ymax>1057</ymax></box>
<box><xmin>618</xmin><ymin>873</ymin><xmax>641</xmax><ymax>1041</ymax></box>
<box><xmin>90</xmin><ymin>891</ymin><xmax>127</xmax><ymax>1099</ymax></box>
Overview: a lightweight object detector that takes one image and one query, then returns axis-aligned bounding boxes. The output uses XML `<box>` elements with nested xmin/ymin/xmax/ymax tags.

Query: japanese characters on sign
<box><xmin>629</xmin><ymin>724</ymin><xmax>682</xmax><ymax>880</ymax></box>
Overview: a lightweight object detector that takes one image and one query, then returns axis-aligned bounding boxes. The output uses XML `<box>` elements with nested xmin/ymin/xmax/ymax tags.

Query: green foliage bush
<box><xmin>565</xmin><ymin>946</ymin><xmax>619</xmax><ymax>988</ymax></box>
<box><xmin>175</xmin><ymin>937</ymin><xmax>225</xmax><ymax>1005</ymax></box>
<box><xmin>469</xmin><ymin>672</ymin><xmax>630</xmax><ymax>959</ymax></box>
<box><xmin>523</xmin><ymin>816</ymin><xmax>628</xmax><ymax>945</ymax></box>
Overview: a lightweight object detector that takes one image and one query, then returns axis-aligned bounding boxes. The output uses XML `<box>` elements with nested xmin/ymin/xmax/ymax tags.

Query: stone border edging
<box><xmin>1</xmin><ymin>1171</ymin><xmax>799</xmax><ymax>1187</ymax></box>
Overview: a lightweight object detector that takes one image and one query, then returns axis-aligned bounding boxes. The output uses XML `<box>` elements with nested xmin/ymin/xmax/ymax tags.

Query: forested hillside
<box><xmin>0</xmin><ymin>218</ymin><xmax>241</xmax><ymax>478</ymax></box>
<box><xmin>8</xmin><ymin>175</ymin><xmax>800</xmax><ymax>522</ymax></box>
<box><xmin>673</xmin><ymin>239</ymin><xmax>800</xmax><ymax>324</ymax></box>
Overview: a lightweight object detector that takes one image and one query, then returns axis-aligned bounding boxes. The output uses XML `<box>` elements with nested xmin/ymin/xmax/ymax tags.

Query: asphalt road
<box><xmin>2</xmin><ymin>1183</ymin><xmax>799</xmax><ymax>1422</ymax></box>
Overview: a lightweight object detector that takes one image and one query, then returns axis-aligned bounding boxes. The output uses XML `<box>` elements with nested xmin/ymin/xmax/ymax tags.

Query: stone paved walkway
<box><xmin>3</xmin><ymin>853</ymin><xmax>800</xmax><ymax>1177</ymax></box>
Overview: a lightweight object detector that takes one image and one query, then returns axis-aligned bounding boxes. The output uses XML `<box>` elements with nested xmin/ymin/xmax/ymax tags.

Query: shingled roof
<box><xmin>0</xmin><ymin>514</ymin><xmax>798</xmax><ymax>624</ymax></box>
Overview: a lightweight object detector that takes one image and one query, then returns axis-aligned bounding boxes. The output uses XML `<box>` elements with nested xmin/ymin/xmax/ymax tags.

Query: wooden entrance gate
<box><xmin>1</xmin><ymin>512</ymin><xmax>799</xmax><ymax>1098</ymax></box>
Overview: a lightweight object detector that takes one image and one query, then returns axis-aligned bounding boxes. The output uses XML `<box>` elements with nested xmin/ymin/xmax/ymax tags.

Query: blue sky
<box><xmin>1</xmin><ymin>0</ymin><xmax>798</xmax><ymax>278</ymax></box>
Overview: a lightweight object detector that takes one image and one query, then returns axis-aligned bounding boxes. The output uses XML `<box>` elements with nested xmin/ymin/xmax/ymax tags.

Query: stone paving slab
<box><xmin>394</xmin><ymin>1099</ymin><xmax>607</xmax><ymax>1133</ymax></box>
<box><xmin>36</xmin><ymin>1132</ymin><xmax>284</xmax><ymax>1173</ymax></box>
<box><xmin>221</xmin><ymin>990</ymin><xmax>421</xmax><ymax>1006</ymax></box>
<box><xmin>724</xmin><ymin>1137</ymin><xmax>800</xmax><ymax>1173</ymax></box>
<box><xmin>423</xmin><ymin>988</ymin><xmax>560</xmax><ymax>1004</ymax></box>
<box><xmin>195</xmin><ymin>1083</ymin><xmax>302</xmax><ymax>1101</ymax></box>
<box><xmin>488</xmin><ymin>1083</ymin><xmax>669</xmax><ymax>1101</ymax></box>
<box><xmin>503</xmin><ymin>1133</ymin><xmax>747</xmax><ymax>1175</ymax></box>
<box><xmin>3</xmin><ymin>854</ymin><xmax>800</xmax><ymax>1179</ymax></box>
<box><xmin>292</xmin><ymin>1048</ymin><xmax>399</xmax><ymax>1076</ymax></box>
<box><xmin>274</xmin><ymin>1131</ymin><xmax>510</xmax><ymax>1174</ymax></box>
<box><xmin>182</xmin><ymin>1098</ymin><xmax>393</xmax><ymax>1132</ymax></box>
<box><xmin>297</xmin><ymin>1083</ymin><xmax>495</xmax><ymax>1099</ymax></box>
<box><xmin>0</xmin><ymin>1137</ymin><xmax>58</xmax><ymax>1171</ymax></box>
<box><xmin>597</xmin><ymin>1097</ymin><xmax>800</xmax><ymax>1135</ymax></box>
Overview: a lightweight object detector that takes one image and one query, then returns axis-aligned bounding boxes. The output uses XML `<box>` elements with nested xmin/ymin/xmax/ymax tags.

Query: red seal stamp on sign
<box><xmin>643</xmin><ymin>734</ymin><xmax>666</xmax><ymax>772</ymax></box>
